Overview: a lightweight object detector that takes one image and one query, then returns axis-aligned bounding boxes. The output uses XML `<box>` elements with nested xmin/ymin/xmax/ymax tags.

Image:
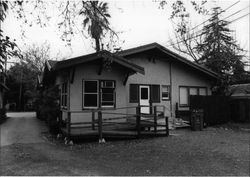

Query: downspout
<box><xmin>170</xmin><ymin>62</ymin><xmax>173</xmax><ymax>118</ymax></box>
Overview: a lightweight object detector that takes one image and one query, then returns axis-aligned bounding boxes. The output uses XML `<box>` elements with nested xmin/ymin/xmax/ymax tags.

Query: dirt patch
<box><xmin>0</xmin><ymin>124</ymin><xmax>249</xmax><ymax>176</ymax></box>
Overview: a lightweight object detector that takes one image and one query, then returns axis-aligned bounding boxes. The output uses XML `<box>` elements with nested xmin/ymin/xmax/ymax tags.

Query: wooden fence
<box><xmin>190</xmin><ymin>95</ymin><xmax>231</xmax><ymax>125</ymax></box>
<box><xmin>230</xmin><ymin>98</ymin><xmax>250</xmax><ymax>122</ymax></box>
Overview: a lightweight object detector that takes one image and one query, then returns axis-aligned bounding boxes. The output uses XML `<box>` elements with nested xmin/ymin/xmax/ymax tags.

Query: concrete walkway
<box><xmin>0</xmin><ymin>112</ymin><xmax>46</xmax><ymax>146</ymax></box>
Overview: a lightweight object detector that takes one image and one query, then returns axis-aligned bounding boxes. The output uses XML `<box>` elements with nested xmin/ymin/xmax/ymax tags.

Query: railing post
<box><xmin>154</xmin><ymin>106</ymin><xmax>157</xmax><ymax>133</ymax></box>
<box><xmin>165</xmin><ymin>116</ymin><xmax>169</xmax><ymax>136</ymax></box>
<box><xmin>98</xmin><ymin>111</ymin><xmax>103</xmax><ymax>141</ymax></box>
<box><xmin>67</xmin><ymin>112</ymin><xmax>71</xmax><ymax>138</ymax></box>
<box><xmin>136</xmin><ymin>106</ymin><xmax>141</xmax><ymax>138</ymax></box>
<box><xmin>92</xmin><ymin>111</ymin><xmax>95</xmax><ymax>130</ymax></box>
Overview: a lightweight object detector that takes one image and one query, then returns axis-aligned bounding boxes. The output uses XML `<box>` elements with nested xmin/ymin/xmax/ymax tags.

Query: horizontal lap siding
<box><xmin>126</xmin><ymin>55</ymin><xmax>171</xmax><ymax>117</ymax></box>
<box><xmin>171</xmin><ymin>62</ymin><xmax>213</xmax><ymax>113</ymax></box>
<box><xmin>58</xmin><ymin>62</ymin><xmax>128</xmax><ymax>124</ymax></box>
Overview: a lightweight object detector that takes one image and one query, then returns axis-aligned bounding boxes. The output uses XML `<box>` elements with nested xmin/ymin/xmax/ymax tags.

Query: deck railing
<box><xmin>61</xmin><ymin>105</ymin><xmax>169</xmax><ymax>141</ymax></box>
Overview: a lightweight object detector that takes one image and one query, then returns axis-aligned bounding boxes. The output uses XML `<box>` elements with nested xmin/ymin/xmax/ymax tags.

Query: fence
<box><xmin>230</xmin><ymin>98</ymin><xmax>250</xmax><ymax>122</ymax></box>
<box><xmin>190</xmin><ymin>95</ymin><xmax>231</xmax><ymax>125</ymax></box>
<box><xmin>61</xmin><ymin>105</ymin><xmax>169</xmax><ymax>141</ymax></box>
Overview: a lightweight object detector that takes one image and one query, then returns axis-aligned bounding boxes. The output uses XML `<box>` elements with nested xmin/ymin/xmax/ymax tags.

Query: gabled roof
<box><xmin>228</xmin><ymin>83</ymin><xmax>250</xmax><ymax>97</ymax></box>
<box><xmin>118</xmin><ymin>43</ymin><xmax>218</xmax><ymax>79</ymax></box>
<box><xmin>51</xmin><ymin>50</ymin><xmax>145</xmax><ymax>74</ymax></box>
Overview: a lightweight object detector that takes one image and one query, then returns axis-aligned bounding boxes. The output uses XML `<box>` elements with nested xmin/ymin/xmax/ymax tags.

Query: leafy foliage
<box><xmin>36</xmin><ymin>85</ymin><xmax>61</xmax><ymax>134</ymax></box>
<box><xmin>5</xmin><ymin>44</ymin><xmax>52</xmax><ymax>110</ymax></box>
<box><xmin>0</xmin><ymin>2</ymin><xmax>20</xmax><ymax>74</ymax></box>
<box><xmin>79</xmin><ymin>1</ymin><xmax>116</xmax><ymax>52</ymax></box>
<box><xmin>196</xmin><ymin>7</ymin><xmax>247</xmax><ymax>93</ymax></box>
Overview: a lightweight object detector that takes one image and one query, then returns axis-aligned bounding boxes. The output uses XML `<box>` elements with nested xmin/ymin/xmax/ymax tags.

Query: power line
<box><xmin>223</xmin><ymin>5</ymin><xmax>249</xmax><ymax>21</ymax></box>
<box><xmin>228</xmin><ymin>13</ymin><xmax>250</xmax><ymax>24</ymax></box>
<box><xmin>166</xmin><ymin>6</ymin><xmax>249</xmax><ymax>48</ymax></box>
<box><xmin>166</xmin><ymin>1</ymin><xmax>241</xmax><ymax>45</ymax></box>
<box><xmin>189</xmin><ymin>1</ymin><xmax>240</xmax><ymax>32</ymax></box>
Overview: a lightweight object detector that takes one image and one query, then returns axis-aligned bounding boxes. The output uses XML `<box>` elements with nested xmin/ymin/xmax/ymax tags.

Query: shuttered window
<box><xmin>150</xmin><ymin>85</ymin><xmax>160</xmax><ymax>103</ymax></box>
<box><xmin>129</xmin><ymin>84</ymin><xmax>139</xmax><ymax>103</ymax></box>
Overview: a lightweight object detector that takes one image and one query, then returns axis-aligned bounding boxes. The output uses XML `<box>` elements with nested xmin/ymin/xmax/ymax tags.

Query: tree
<box><xmin>5</xmin><ymin>44</ymin><xmax>52</xmax><ymax>110</ymax></box>
<box><xmin>3</xmin><ymin>0</ymin><xmax>119</xmax><ymax>52</ymax></box>
<box><xmin>159</xmin><ymin>0</ymin><xmax>209</xmax><ymax>62</ymax></box>
<box><xmin>0</xmin><ymin>1</ymin><xmax>19</xmax><ymax>79</ymax></box>
<box><xmin>196</xmin><ymin>7</ymin><xmax>247</xmax><ymax>93</ymax></box>
<box><xmin>79</xmin><ymin>1</ymin><xmax>115</xmax><ymax>52</ymax></box>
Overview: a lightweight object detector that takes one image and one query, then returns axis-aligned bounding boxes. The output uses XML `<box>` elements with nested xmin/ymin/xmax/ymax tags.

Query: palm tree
<box><xmin>79</xmin><ymin>1</ymin><xmax>112</xmax><ymax>52</ymax></box>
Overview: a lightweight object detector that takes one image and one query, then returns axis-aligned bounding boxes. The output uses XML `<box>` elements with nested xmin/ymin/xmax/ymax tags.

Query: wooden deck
<box><xmin>60</xmin><ymin>105</ymin><xmax>169</xmax><ymax>141</ymax></box>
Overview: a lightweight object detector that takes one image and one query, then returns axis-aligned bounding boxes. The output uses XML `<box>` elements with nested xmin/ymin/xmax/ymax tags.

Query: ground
<box><xmin>0</xmin><ymin>112</ymin><xmax>249</xmax><ymax>176</ymax></box>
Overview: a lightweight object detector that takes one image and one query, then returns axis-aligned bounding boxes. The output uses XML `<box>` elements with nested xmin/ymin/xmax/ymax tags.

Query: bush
<box><xmin>0</xmin><ymin>108</ymin><xmax>6</xmax><ymax>123</ymax></box>
<box><xmin>36</xmin><ymin>85</ymin><xmax>61</xmax><ymax>134</ymax></box>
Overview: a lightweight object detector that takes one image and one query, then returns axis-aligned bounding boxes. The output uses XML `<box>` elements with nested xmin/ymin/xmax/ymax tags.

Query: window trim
<box><xmin>61</xmin><ymin>82</ymin><xmax>68</xmax><ymax>109</ymax></box>
<box><xmin>82</xmin><ymin>79</ymin><xmax>116</xmax><ymax>109</ymax></box>
<box><xmin>82</xmin><ymin>80</ymin><xmax>99</xmax><ymax>109</ymax></box>
<box><xmin>100</xmin><ymin>80</ymin><xmax>116</xmax><ymax>108</ymax></box>
<box><xmin>162</xmin><ymin>85</ymin><xmax>171</xmax><ymax>101</ymax></box>
<box><xmin>179</xmin><ymin>86</ymin><xmax>208</xmax><ymax>107</ymax></box>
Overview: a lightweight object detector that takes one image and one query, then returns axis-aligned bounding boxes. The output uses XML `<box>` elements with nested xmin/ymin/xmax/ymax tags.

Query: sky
<box><xmin>2</xmin><ymin>0</ymin><xmax>250</xmax><ymax>67</ymax></box>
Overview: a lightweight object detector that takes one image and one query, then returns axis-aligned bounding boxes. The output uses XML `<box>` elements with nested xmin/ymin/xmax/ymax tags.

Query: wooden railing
<box><xmin>61</xmin><ymin>105</ymin><xmax>169</xmax><ymax>141</ymax></box>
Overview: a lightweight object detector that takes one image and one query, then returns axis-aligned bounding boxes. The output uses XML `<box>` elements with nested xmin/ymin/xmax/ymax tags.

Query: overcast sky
<box><xmin>2</xmin><ymin>0</ymin><xmax>250</xmax><ymax>64</ymax></box>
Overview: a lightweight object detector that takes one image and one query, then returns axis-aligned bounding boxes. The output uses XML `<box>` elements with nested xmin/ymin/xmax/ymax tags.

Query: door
<box><xmin>139</xmin><ymin>85</ymin><xmax>150</xmax><ymax>114</ymax></box>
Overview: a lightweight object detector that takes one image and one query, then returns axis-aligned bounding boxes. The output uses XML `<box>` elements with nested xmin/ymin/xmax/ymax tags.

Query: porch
<box><xmin>60</xmin><ymin>105</ymin><xmax>169</xmax><ymax>142</ymax></box>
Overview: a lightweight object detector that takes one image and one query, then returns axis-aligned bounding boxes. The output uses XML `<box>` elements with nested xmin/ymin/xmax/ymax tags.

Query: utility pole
<box><xmin>18</xmin><ymin>69</ymin><xmax>23</xmax><ymax>111</ymax></box>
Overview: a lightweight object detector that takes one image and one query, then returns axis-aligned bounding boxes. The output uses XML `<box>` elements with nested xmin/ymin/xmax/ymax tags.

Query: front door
<box><xmin>139</xmin><ymin>85</ymin><xmax>150</xmax><ymax>114</ymax></box>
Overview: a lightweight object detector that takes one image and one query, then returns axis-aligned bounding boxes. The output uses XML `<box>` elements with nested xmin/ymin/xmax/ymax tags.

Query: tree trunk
<box><xmin>95</xmin><ymin>38</ymin><xmax>100</xmax><ymax>52</ymax></box>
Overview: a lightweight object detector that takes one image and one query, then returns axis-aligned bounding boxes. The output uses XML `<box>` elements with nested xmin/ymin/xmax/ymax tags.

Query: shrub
<box><xmin>36</xmin><ymin>85</ymin><xmax>61</xmax><ymax>134</ymax></box>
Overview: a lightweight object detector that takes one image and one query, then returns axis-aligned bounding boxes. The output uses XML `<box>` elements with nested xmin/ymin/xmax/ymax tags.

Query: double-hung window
<box><xmin>83</xmin><ymin>80</ymin><xmax>116</xmax><ymax>109</ymax></box>
<box><xmin>162</xmin><ymin>85</ymin><xmax>170</xmax><ymax>100</ymax></box>
<box><xmin>83</xmin><ymin>80</ymin><xmax>98</xmax><ymax>108</ymax></box>
<box><xmin>61</xmin><ymin>82</ymin><xmax>68</xmax><ymax>108</ymax></box>
<box><xmin>179</xmin><ymin>86</ymin><xmax>207</xmax><ymax>107</ymax></box>
<box><xmin>100</xmin><ymin>81</ymin><xmax>115</xmax><ymax>108</ymax></box>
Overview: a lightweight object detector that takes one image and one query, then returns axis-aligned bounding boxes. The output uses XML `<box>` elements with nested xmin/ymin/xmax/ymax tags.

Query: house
<box><xmin>41</xmin><ymin>43</ymin><xmax>218</xmax><ymax>126</ymax></box>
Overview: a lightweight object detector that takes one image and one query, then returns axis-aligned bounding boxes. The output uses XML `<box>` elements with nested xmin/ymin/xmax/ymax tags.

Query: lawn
<box><xmin>0</xmin><ymin>124</ymin><xmax>249</xmax><ymax>176</ymax></box>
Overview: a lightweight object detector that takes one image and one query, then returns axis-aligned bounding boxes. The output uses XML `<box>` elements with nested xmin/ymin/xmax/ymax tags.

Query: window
<box><xmin>162</xmin><ymin>85</ymin><xmax>170</xmax><ymax>100</ymax></box>
<box><xmin>83</xmin><ymin>80</ymin><xmax>116</xmax><ymax>109</ymax></box>
<box><xmin>83</xmin><ymin>80</ymin><xmax>98</xmax><ymax>108</ymax></box>
<box><xmin>179</xmin><ymin>86</ymin><xmax>208</xmax><ymax>107</ymax></box>
<box><xmin>100</xmin><ymin>81</ymin><xmax>115</xmax><ymax>107</ymax></box>
<box><xmin>199</xmin><ymin>88</ymin><xmax>207</xmax><ymax>95</ymax></box>
<box><xmin>141</xmin><ymin>88</ymin><xmax>148</xmax><ymax>99</ymax></box>
<box><xmin>179</xmin><ymin>87</ymin><xmax>189</xmax><ymax>106</ymax></box>
<box><xmin>150</xmin><ymin>85</ymin><xmax>160</xmax><ymax>103</ymax></box>
<box><xmin>190</xmin><ymin>88</ymin><xmax>198</xmax><ymax>95</ymax></box>
<box><xmin>61</xmin><ymin>82</ymin><xmax>68</xmax><ymax>108</ymax></box>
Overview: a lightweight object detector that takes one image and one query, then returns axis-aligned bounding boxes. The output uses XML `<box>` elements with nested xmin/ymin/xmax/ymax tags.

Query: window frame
<box><xmin>162</xmin><ymin>85</ymin><xmax>171</xmax><ymax>101</ymax></box>
<box><xmin>100</xmin><ymin>80</ymin><xmax>116</xmax><ymax>108</ymax></box>
<box><xmin>82</xmin><ymin>80</ymin><xmax>99</xmax><ymax>109</ymax></box>
<box><xmin>179</xmin><ymin>86</ymin><xmax>208</xmax><ymax>107</ymax></box>
<box><xmin>61</xmin><ymin>82</ymin><xmax>68</xmax><ymax>109</ymax></box>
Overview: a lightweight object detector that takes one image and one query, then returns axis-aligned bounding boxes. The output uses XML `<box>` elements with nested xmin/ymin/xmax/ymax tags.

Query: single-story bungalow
<box><xmin>41</xmin><ymin>43</ymin><xmax>218</xmax><ymax>125</ymax></box>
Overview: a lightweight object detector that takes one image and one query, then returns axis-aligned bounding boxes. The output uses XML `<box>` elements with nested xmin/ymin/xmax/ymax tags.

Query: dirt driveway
<box><xmin>0</xmin><ymin>113</ymin><xmax>249</xmax><ymax>176</ymax></box>
<box><xmin>0</xmin><ymin>112</ymin><xmax>46</xmax><ymax>146</ymax></box>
